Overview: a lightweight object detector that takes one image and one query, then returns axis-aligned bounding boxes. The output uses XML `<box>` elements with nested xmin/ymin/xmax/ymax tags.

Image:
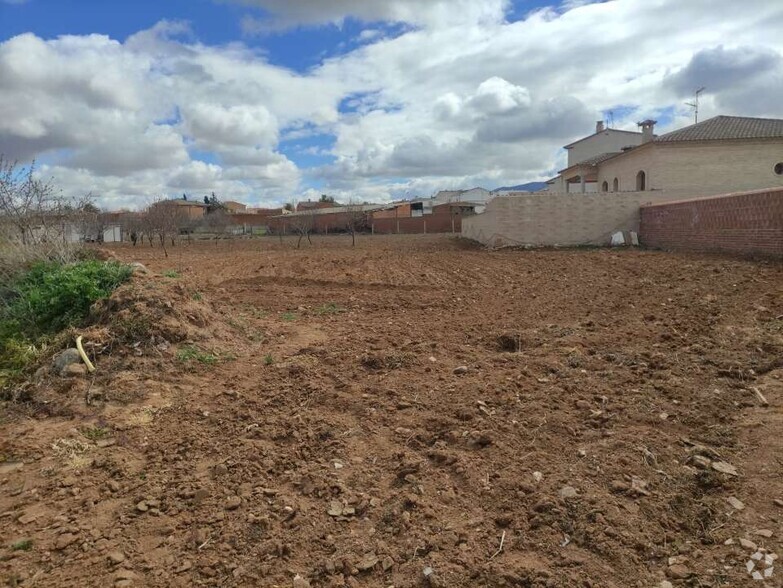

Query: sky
<box><xmin>1</xmin><ymin>0</ymin><xmax>783</xmax><ymax>210</ymax></box>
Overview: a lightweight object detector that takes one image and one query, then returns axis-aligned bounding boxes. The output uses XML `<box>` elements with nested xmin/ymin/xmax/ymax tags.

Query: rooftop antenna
<box><xmin>685</xmin><ymin>86</ymin><xmax>706</xmax><ymax>124</ymax></box>
<box><xmin>608</xmin><ymin>110</ymin><xmax>615</xmax><ymax>128</ymax></box>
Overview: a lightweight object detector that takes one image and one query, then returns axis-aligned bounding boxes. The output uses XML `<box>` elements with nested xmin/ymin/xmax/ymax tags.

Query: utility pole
<box><xmin>685</xmin><ymin>87</ymin><xmax>706</xmax><ymax>124</ymax></box>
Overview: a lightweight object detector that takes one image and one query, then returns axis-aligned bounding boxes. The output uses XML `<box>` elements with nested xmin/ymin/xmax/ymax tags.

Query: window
<box><xmin>775</xmin><ymin>162</ymin><xmax>783</xmax><ymax>175</ymax></box>
<box><xmin>613</xmin><ymin>178</ymin><xmax>619</xmax><ymax>192</ymax></box>
<box><xmin>601</xmin><ymin>181</ymin><xmax>608</xmax><ymax>192</ymax></box>
<box><xmin>636</xmin><ymin>170</ymin><xmax>646</xmax><ymax>191</ymax></box>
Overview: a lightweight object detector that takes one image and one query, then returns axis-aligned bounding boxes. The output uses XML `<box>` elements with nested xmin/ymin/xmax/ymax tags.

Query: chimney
<box><xmin>596</xmin><ymin>120</ymin><xmax>605</xmax><ymax>133</ymax></box>
<box><xmin>638</xmin><ymin>119</ymin><xmax>657</xmax><ymax>143</ymax></box>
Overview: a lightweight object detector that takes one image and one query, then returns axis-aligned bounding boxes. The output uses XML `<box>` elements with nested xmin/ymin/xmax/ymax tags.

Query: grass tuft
<box><xmin>176</xmin><ymin>345</ymin><xmax>220</xmax><ymax>365</ymax></box>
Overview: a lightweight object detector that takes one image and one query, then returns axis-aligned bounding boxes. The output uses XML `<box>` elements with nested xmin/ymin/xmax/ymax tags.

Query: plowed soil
<box><xmin>2</xmin><ymin>235</ymin><xmax>782</xmax><ymax>588</ymax></box>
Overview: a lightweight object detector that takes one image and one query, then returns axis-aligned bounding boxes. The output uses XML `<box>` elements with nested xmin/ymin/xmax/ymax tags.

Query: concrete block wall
<box><xmin>640</xmin><ymin>188</ymin><xmax>783</xmax><ymax>257</ymax></box>
<box><xmin>461</xmin><ymin>190</ymin><xmax>692</xmax><ymax>248</ymax></box>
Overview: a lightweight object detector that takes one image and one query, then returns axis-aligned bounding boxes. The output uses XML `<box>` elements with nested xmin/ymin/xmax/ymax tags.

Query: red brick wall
<box><xmin>372</xmin><ymin>214</ymin><xmax>461</xmax><ymax>234</ymax></box>
<box><xmin>639</xmin><ymin>188</ymin><xmax>783</xmax><ymax>257</ymax></box>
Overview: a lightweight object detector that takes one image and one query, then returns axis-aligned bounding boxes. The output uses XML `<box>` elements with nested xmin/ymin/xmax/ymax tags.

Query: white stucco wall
<box><xmin>566</xmin><ymin>130</ymin><xmax>644</xmax><ymax>167</ymax></box>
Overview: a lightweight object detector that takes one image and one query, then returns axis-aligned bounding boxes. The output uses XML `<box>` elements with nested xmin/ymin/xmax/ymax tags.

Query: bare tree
<box><xmin>119</xmin><ymin>211</ymin><xmax>144</xmax><ymax>246</ymax></box>
<box><xmin>145</xmin><ymin>199</ymin><xmax>188</xmax><ymax>257</ymax></box>
<box><xmin>200</xmin><ymin>208</ymin><xmax>231</xmax><ymax>244</ymax></box>
<box><xmin>291</xmin><ymin>211</ymin><xmax>315</xmax><ymax>249</ymax></box>
<box><xmin>0</xmin><ymin>156</ymin><xmax>64</xmax><ymax>246</ymax></box>
<box><xmin>343</xmin><ymin>202</ymin><xmax>366</xmax><ymax>247</ymax></box>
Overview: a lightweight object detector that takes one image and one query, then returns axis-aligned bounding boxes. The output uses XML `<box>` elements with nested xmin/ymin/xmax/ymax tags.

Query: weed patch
<box><xmin>1</xmin><ymin>260</ymin><xmax>132</xmax><ymax>386</ymax></box>
<box><xmin>281</xmin><ymin>312</ymin><xmax>297</xmax><ymax>322</ymax></box>
<box><xmin>176</xmin><ymin>345</ymin><xmax>220</xmax><ymax>365</ymax></box>
<box><xmin>163</xmin><ymin>270</ymin><xmax>180</xmax><ymax>278</ymax></box>
<box><xmin>315</xmin><ymin>302</ymin><xmax>346</xmax><ymax>315</ymax></box>
<box><xmin>81</xmin><ymin>426</ymin><xmax>110</xmax><ymax>441</ymax></box>
<box><xmin>11</xmin><ymin>539</ymin><xmax>33</xmax><ymax>552</ymax></box>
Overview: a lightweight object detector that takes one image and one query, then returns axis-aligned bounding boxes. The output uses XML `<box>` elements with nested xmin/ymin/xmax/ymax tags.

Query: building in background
<box><xmin>546</xmin><ymin>116</ymin><xmax>783</xmax><ymax>195</ymax></box>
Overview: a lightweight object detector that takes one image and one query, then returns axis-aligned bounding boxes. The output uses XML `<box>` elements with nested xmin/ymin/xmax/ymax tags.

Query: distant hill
<box><xmin>493</xmin><ymin>182</ymin><xmax>548</xmax><ymax>193</ymax></box>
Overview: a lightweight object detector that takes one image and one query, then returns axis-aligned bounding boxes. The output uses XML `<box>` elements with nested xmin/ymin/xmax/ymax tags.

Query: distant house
<box><xmin>546</xmin><ymin>116</ymin><xmax>783</xmax><ymax>195</ymax></box>
<box><xmin>433</xmin><ymin>187</ymin><xmax>492</xmax><ymax>204</ymax></box>
<box><xmin>297</xmin><ymin>200</ymin><xmax>338</xmax><ymax>212</ymax></box>
<box><xmin>153</xmin><ymin>199</ymin><xmax>207</xmax><ymax>220</ymax></box>
<box><xmin>223</xmin><ymin>201</ymin><xmax>247</xmax><ymax>214</ymax></box>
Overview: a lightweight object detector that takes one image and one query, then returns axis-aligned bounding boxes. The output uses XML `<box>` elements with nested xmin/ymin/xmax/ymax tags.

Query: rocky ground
<box><xmin>1</xmin><ymin>235</ymin><xmax>782</xmax><ymax>587</ymax></box>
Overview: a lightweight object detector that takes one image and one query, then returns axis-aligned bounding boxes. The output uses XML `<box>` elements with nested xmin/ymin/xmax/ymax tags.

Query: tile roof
<box><xmin>656</xmin><ymin>115</ymin><xmax>783</xmax><ymax>142</ymax></box>
<box><xmin>558</xmin><ymin>152</ymin><xmax>622</xmax><ymax>173</ymax></box>
<box><xmin>576</xmin><ymin>152</ymin><xmax>623</xmax><ymax>166</ymax></box>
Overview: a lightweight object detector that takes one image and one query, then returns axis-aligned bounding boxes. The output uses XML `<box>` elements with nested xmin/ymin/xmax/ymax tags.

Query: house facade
<box><xmin>546</xmin><ymin>116</ymin><xmax>783</xmax><ymax>195</ymax></box>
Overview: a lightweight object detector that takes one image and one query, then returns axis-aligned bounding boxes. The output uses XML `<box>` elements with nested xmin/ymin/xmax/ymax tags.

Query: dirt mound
<box><xmin>91</xmin><ymin>273</ymin><xmax>220</xmax><ymax>345</ymax></box>
<box><xmin>1</xmin><ymin>237</ymin><xmax>781</xmax><ymax>588</ymax></box>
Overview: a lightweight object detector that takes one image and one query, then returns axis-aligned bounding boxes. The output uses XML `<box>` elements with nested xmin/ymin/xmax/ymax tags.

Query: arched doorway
<box><xmin>636</xmin><ymin>171</ymin><xmax>646</xmax><ymax>191</ymax></box>
<box><xmin>612</xmin><ymin>178</ymin><xmax>619</xmax><ymax>192</ymax></box>
<box><xmin>601</xmin><ymin>181</ymin><xmax>608</xmax><ymax>192</ymax></box>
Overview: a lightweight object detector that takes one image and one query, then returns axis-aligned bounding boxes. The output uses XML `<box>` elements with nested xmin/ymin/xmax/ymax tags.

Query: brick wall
<box><xmin>372</xmin><ymin>214</ymin><xmax>461</xmax><ymax>234</ymax></box>
<box><xmin>639</xmin><ymin>188</ymin><xmax>783</xmax><ymax>257</ymax></box>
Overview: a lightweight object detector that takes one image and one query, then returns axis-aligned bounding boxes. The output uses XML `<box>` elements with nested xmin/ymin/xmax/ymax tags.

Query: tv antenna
<box><xmin>685</xmin><ymin>87</ymin><xmax>705</xmax><ymax>124</ymax></box>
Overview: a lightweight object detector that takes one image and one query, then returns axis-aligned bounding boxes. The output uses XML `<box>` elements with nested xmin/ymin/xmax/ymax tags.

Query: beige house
<box><xmin>546</xmin><ymin>116</ymin><xmax>783</xmax><ymax>195</ymax></box>
<box><xmin>223</xmin><ymin>201</ymin><xmax>247</xmax><ymax>213</ymax></box>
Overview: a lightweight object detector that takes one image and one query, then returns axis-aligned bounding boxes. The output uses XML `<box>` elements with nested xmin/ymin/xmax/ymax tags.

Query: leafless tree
<box><xmin>291</xmin><ymin>211</ymin><xmax>315</xmax><ymax>249</ymax></box>
<box><xmin>145</xmin><ymin>199</ymin><xmax>188</xmax><ymax>257</ymax></box>
<box><xmin>0</xmin><ymin>156</ymin><xmax>97</xmax><ymax>277</ymax></box>
<box><xmin>0</xmin><ymin>156</ymin><xmax>64</xmax><ymax>246</ymax></box>
<box><xmin>200</xmin><ymin>208</ymin><xmax>232</xmax><ymax>244</ymax></box>
<box><xmin>119</xmin><ymin>211</ymin><xmax>144</xmax><ymax>246</ymax></box>
<box><xmin>343</xmin><ymin>202</ymin><xmax>366</xmax><ymax>247</ymax></box>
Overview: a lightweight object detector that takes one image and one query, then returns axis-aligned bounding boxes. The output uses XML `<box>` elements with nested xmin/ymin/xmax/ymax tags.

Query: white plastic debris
<box><xmin>610</xmin><ymin>231</ymin><xmax>625</xmax><ymax>246</ymax></box>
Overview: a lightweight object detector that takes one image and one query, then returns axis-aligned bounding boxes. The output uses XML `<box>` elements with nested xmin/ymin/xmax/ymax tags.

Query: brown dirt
<box><xmin>1</xmin><ymin>235</ymin><xmax>782</xmax><ymax>588</ymax></box>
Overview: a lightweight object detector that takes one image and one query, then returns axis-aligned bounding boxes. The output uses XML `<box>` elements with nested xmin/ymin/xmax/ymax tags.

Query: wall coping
<box><xmin>639</xmin><ymin>186</ymin><xmax>783</xmax><ymax>209</ymax></box>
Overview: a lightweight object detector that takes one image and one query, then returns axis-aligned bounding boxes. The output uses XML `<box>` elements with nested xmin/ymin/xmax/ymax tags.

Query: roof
<box><xmin>272</xmin><ymin>203</ymin><xmax>386</xmax><ymax>218</ymax></box>
<box><xmin>655</xmin><ymin>115</ymin><xmax>783</xmax><ymax>143</ymax></box>
<box><xmin>563</xmin><ymin>128</ymin><xmax>643</xmax><ymax>150</ymax></box>
<box><xmin>159</xmin><ymin>199</ymin><xmax>206</xmax><ymax>207</ymax></box>
<box><xmin>558</xmin><ymin>152</ymin><xmax>621</xmax><ymax>173</ymax></box>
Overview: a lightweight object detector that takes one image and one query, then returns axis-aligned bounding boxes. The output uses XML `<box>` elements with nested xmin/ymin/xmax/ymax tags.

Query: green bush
<box><xmin>0</xmin><ymin>260</ymin><xmax>132</xmax><ymax>384</ymax></box>
<box><xmin>1</xmin><ymin>261</ymin><xmax>132</xmax><ymax>339</ymax></box>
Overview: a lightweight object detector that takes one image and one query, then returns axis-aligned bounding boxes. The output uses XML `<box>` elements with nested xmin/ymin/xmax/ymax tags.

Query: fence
<box><xmin>639</xmin><ymin>188</ymin><xmax>783</xmax><ymax>257</ymax></box>
<box><xmin>371</xmin><ymin>214</ymin><xmax>461</xmax><ymax>234</ymax></box>
<box><xmin>461</xmin><ymin>190</ymin><xmax>693</xmax><ymax>247</ymax></box>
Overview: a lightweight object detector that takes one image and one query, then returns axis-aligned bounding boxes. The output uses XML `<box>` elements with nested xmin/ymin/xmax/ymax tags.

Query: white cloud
<box><xmin>2</xmin><ymin>0</ymin><xmax>783</xmax><ymax>208</ymax></box>
<box><xmin>234</xmin><ymin>0</ymin><xmax>509</xmax><ymax>31</ymax></box>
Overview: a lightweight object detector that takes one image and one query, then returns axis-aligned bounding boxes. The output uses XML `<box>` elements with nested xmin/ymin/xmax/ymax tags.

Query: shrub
<box><xmin>1</xmin><ymin>261</ymin><xmax>132</xmax><ymax>339</ymax></box>
<box><xmin>0</xmin><ymin>260</ymin><xmax>132</xmax><ymax>385</ymax></box>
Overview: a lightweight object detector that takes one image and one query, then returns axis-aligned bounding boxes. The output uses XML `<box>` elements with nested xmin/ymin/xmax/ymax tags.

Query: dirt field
<box><xmin>2</xmin><ymin>235</ymin><xmax>782</xmax><ymax>587</ymax></box>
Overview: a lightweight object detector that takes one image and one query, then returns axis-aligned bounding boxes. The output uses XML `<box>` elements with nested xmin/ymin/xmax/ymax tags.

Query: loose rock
<box><xmin>356</xmin><ymin>553</ymin><xmax>379</xmax><ymax>572</ymax></box>
<box><xmin>711</xmin><ymin>461</ymin><xmax>738</xmax><ymax>476</ymax></box>
<box><xmin>726</xmin><ymin>496</ymin><xmax>745</xmax><ymax>510</ymax></box>
<box><xmin>453</xmin><ymin>366</ymin><xmax>468</xmax><ymax>375</ymax></box>
<box><xmin>667</xmin><ymin>564</ymin><xmax>691</xmax><ymax>579</ymax></box>
<box><xmin>292</xmin><ymin>574</ymin><xmax>311</xmax><ymax>588</ymax></box>
<box><xmin>52</xmin><ymin>348</ymin><xmax>82</xmax><ymax>375</ymax></box>
<box><xmin>225</xmin><ymin>496</ymin><xmax>242</xmax><ymax>510</ymax></box>
<box><xmin>62</xmin><ymin>363</ymin><xmax>88</xmax><ymax>378</ymax></box>
<box><xmin>55</xmin><ymin>533</ymin><xmax>78</xmax><ymax>550</ymax></box>
<box><xmin>559</xmin><ymin>486</ymin><xmax>578</xmax><ymax>499</ymax></box>
<box><xmin>107</xmin><ymin>551</ymin><xmax>126</xmax><ymax>565</ymax></box>
<box><xmin>739</xmin><ymin>538</ymin><xmax>758</xmax><ymax>550</ymax></box>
